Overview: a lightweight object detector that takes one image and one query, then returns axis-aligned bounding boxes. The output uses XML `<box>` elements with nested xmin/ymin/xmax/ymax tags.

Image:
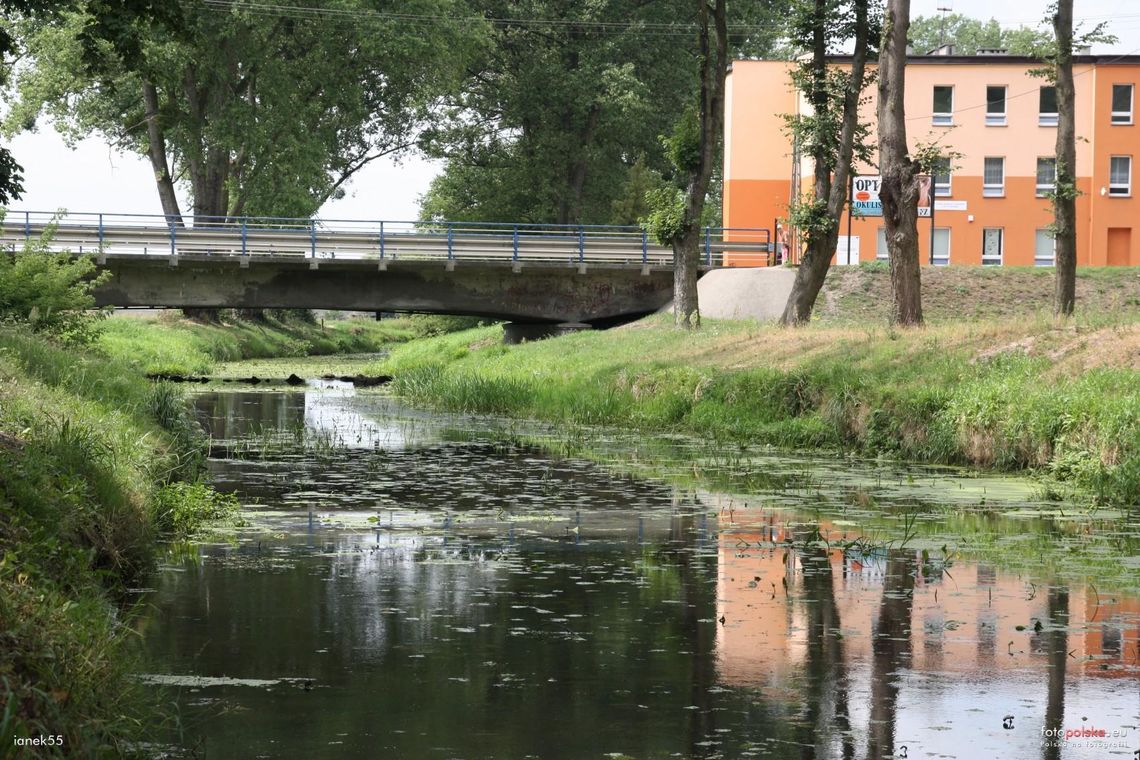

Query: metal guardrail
<box><xmin>0</xmin><ymin>210</ymin><xmax>774</xmax><ymax>267</ymax></box>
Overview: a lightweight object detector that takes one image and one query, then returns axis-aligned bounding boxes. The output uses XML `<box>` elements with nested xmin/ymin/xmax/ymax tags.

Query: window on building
<box><xmin>1036</xmin><ymin>157</ymin><xmax>1057</xmax><ymax>196</ymax></box>
<box><xmin>1110</xmin><ymin>155</ymin><xmax>1132</xmax><ymax>196</ymax></box>
<box><xmin>1035</xmin><ymin>229</ymin><xmax>1056</xmax><ymax>266</ymax></box>
<box><xmin>933</xmin><ymin>86</ymin><xmax>954</xmax><ymax>125</ymax></box>
<box><xmin>1112</xmin><ymin>84</ymin><xmax>1134</xmax><ymax>125</ymax></box>
<box><xmin>932</xmin><ymin>157</ymin><xmax>952</xmax><ymax>196</ymax></box>
<box><xmin>986</xmin><ymin>86</ymin><xmax>1007</xmax><ymax>126</ymax></box>
<box><xmin>1039</xmin><ymin>86</ymin><xmax>1059</xmax><ymax>126</ymax></box>
<box><xmin>876</xmin><ymin>227</ymin><xmax>888</xmax><ymax>260</ymax></box>
<box><xmin>933</xmin><ymin>228</ymin><xmax>950</xmax><ymax>266</ymax></box>
<box><xmin>983</xmin><ymin>157</ymin><xmax>1005</xmax><ymax>197</ymax></box>
<box><xmin>982</xmin><ymin>228</ymin><xmax>1003</xmax><ymax>266</ymax></box>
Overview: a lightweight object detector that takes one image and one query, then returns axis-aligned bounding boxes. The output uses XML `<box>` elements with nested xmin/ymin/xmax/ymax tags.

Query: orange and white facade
<box><xmin>724</xmin><ymin>54</ymin><xmax>1140</xmax><ymax>266</ymax></box>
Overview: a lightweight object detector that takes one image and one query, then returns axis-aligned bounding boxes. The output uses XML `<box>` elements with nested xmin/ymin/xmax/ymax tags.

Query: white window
<box><xmin>1036</xmin><ymin>157</ymin><xmax>1057</xmax><ymax>196</ymax></box>
<box><xmin>1039</xmin><ymin>86</ymin><xmax>1059</xmax><ymax>127</ymax></box>
<box><xmin>933</xmin><ymin>86</ymin><xmax>954</xmax><ymax>126</ymax></box>
<box><xmin>983</xmin><ymin>157</ymin><xmax>1005</xmax><ymax>197</ymax></box>
<box><xmin>986</xmin><ymin>86</ymin><xmax>1007</xmax><ymax>126</ymax></box>
<box><xmin>982</xmin><ymin>228</ymin><xmax>1003</xmax><ymax>266</ymax></box>
<box><xmin>932</xmin><ymin>228</ymin><xmax>950</xmax><ymax>266</ymax></box>
<box><xmin>1035</xmin><ymin>229</ymin><xmax>1056</xmax><ymax>267</ymax></box>
<box><xmin>1112</xmin><ymin>84</ymin><xmax>1134</xmax><ymax>125</ymax></box>
<box><xmin>876</xmin><ymin>226</ymin><xmax>888</xmax><ymax>260</ymax></box>
<box><xmin>1110</xmin><ymin>156</ymin><xmax>1132</xmax><ymax>196</ymax></box>
<box><xmin>933</xmin><ymin>157</ymin><xmax>952</xmax><ymax>196</ymax></box>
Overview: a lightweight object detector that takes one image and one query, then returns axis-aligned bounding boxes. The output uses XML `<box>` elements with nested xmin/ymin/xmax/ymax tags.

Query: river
<box><xmin>136</xmin><ymin>380</ymin><xmax>1139</xmax><ymax>759</ymax></box>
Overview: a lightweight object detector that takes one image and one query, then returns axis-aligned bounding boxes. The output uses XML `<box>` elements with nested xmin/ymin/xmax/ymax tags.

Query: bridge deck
<box><xmin>0</xmin><ymin>211</ymin><xmax>775</xmax><ymax>268</ymax></box>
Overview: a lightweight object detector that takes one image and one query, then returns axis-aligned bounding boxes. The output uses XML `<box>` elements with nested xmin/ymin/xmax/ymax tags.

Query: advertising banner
<box><xmin>852</xmin><ymin>176</ymin><xmax>882</xmax><ymax>217</ymax></box>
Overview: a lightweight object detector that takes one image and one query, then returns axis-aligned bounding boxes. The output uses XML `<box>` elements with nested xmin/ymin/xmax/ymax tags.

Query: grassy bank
<box><xmin>816</xmin><ymin>264</ymin><xmax>1140</xmax><ymax>323</ymax></box>
<box><xmin>0</xmin><ymin>329</ymin><xmax>210</xmax><ymax>755</ymax></box>
<box><xmin>372</xmin><ymin>310</ymin><xmax>1140</xmax><ymax>506</ymax></box>
<box><xmin>99</xmin><ymin>312</ymin><xmax>483</xmax><ymax>377</ymax></box>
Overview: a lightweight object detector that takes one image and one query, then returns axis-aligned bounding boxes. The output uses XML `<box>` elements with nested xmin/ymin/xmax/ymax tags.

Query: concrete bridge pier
<box><xmin>502</xmin><ymin>321</ymin><xmax>591</xmax><ymax>344</ymax></box>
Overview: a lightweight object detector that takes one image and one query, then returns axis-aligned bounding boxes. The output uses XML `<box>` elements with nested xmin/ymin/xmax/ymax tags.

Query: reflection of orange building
<box><xmin>714</xmin><ymin>514</ymin><xmax>1140</xmax><ymax>688</ymax></box>
<box><xmin>724</xmin><ymin>53</ymin><xmax>1140</xmax><ymax>266</ymax></box>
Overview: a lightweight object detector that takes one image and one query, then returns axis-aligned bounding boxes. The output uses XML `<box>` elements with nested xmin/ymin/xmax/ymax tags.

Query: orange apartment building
<box><xmin>724</xmin><ymin>52</ymin><xmax>1140</xmax><ymax>267</ymax></box>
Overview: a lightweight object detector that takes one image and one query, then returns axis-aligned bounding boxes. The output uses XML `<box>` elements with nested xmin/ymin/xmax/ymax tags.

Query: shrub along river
<box><xmin>135</xmin><ymin>379</ymin><xmax>1139</xmax><ymax>759</ymax></box>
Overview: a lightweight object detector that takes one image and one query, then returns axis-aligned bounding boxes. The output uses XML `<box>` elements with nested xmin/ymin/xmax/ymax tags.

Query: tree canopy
<box><xmin>3</xmin><ymin>0</ymin><xmax>483</xmax><ymax>220</ymax></box>
<box><xmin>419</xmin><ymin>0</ymin><xmax>784</xmax><ymax>226</ymax></box>
<box><xmin>908</xmin><ymin>13</ymin><xmax>1044</xmax><ymax>55</ymax></box>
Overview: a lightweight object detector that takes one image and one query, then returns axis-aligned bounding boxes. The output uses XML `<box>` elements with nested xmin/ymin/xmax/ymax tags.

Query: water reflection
<box><xmin>867</xmin><ymin>550</ymin><xmax>914</xmax><ymax>760</ymax></box>
<box><xmin>138</xmin><ymin>388</ymin><xmax>1140</xmax><ymax>759</ymax></box>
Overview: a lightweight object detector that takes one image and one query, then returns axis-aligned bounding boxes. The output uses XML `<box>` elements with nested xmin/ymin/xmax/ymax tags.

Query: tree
<box><xmin>907</xmin><ymin>13</ymin><xmax>1044</xmax><ymax>55</ymax></box>
<box><xmin>4</xmin><ymin>1</ymin><xmax>479</xmax><ymax>222</ymax></box>
<box><xmin>1023</xmin><ymin>3</ymin><xmax>1111</xmax><ymax>317</ymax></box>
<box><xmin>667</xmin><ymin>0</ymin><xmax>726</xmax><ymax>330</ymax></box>
<box><xmin>878</xmin><ymin>0</ymin><xmax>922</xmax><ymax>326</ymax></box>
<box><xmin>418</xmin><ymin>1</ymin><xmax>783</xmax><ymax>227</ymax></box>
<box><xmin>1052</xmin><ymin>0</ymin><xmax>1077</xmax><ymax>317</ymax></box>
<box><xmin>419</xmin><ymin>0</ymin><xmax>698</xmax><ymax>226</ymax></box>
<box><xmin>779</xmin><ymin>0</ymin><xmax>876</xmax><ymax>326</ymax></box>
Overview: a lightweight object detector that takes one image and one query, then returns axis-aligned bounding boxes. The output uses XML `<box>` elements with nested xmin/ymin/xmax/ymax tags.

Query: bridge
<box><xmin>1</xmin><ymin>211</ymin><xmax>773</xmax><ymax>324</ymax></box>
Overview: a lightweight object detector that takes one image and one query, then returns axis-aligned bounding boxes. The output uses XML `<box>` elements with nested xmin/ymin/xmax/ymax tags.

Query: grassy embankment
<box><xmin>0</xmin><ymin>328</ymin><xmax>226</xmax><ymax>755</ymax></box>
<box><xmin>371</xmin><ymin>266</ymin><xmax>1140</xmax><ymax>505</ymax></box>
<box><xmin>98</xmin><ymin>312</ymin><xmax>482</xmax><ymax>377</ymax></box>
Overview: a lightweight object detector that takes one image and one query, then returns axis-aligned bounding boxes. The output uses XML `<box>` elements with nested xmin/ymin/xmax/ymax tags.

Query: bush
<box><xmin>0</xmin><ymin>225</ymin><xmax>109</xmax><ymax>345</ymax></box>
<box><xmin>150</xmin><ymin>482</ymin><xmax>240</xmax><ymax>538</ymax></box>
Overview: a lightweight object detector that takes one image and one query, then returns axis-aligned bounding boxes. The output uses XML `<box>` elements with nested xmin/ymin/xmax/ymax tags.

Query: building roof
<box><xmin>729</xmin><ymin>54</ymin><xmax>1140</xmax><ymax>70</ymax></box>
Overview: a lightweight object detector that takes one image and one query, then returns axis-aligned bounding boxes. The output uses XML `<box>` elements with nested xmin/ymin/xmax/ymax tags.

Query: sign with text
<box><xmin>853</xmin><ymin>175</ymin><xmax>957</xmax><ymax>218</ymax></box>
<box><xmin>852</xmin><ymin>176</ymin><xmax>882</xmax><ymax>217</ymax></box>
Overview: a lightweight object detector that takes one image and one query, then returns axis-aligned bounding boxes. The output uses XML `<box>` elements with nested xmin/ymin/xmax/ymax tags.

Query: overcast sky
<box><xmin>8</xmin><ymin>0</ymin><xmax>1140</xmax><ymax>222</ymax></box>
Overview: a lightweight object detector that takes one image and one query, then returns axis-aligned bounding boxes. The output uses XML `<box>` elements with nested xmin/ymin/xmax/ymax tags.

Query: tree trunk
<box><xmin>878</xmin><ymin>0</ymin><xmax>923</xmax><ymax>327</ymax></box>
<box><xmin>781</xmin><ymin>0</ymin><xmax>871</xmax><ymax>326</ymax></box>
<box><xmin>673</xmin><ymin>224</ymin><xmax>702</xmax><ymax>329</ymax></box>
<box><xmin>868</xmin><ymin>550</ymin><xmax>915</xmax><ymax>760</ymax></box>
<box><xmin>142</xmin><ymin>80</ymin><xmax>183</xmax><ymax>225</ymax></box>
<box><xmin>1053</xmin><ymin>0</ymin><xmax>1077</xmax><ymax>317</ymax></box>
<box><xmin>1042</xmin><ymin>586</ymin><xmax>1069</xmax><ymax>760</ymax></box>
<box><xmin>673</xmin><ymin>0</ymin><xmax>726</xmax><ymax>330</ymax></box>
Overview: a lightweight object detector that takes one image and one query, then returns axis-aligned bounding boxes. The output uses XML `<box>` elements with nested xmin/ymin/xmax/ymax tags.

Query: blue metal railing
<box><xmin>0</xmin><ymin>209</ymin><xmax>775</xmax><ymax>268</ymax></box>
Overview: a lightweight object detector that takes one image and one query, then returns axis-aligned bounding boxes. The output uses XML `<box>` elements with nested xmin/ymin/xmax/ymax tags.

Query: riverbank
<box><xmin>372</xmin><ymin>310</ymin><xmax>1140</xmax><ymax>505</ymax></box>
<box><xmin>0</xmin><ymin>329</ymin><xmax>212</xmax><ymax>754</ymax></box>
<box><xmin>99</xmin><ymin>311</ymin><xmax>483</xmax><ymax>377</ymax></box>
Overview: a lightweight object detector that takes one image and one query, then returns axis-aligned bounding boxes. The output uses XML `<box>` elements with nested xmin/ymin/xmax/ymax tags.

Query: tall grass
<box><xmin>0</xmin><ymin>327</ymin><xmax>217</xmax><ymax>753</ymax></box>
<box><xmin>376</xmin><ymin>315</ymin><xmax>1140</xmax><ymax>505</ymax></box>
<box><xmin>99</xmin><ymin>312</ymin><xmax>490</xmax><ymax>376</ymax></box>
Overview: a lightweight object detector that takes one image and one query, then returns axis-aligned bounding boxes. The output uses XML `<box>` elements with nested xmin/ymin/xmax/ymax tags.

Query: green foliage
<box><xmin>642</xmin><ymin>186</ymin><xmax>686</xmax><ymax>246</ymax></box>
<box><xmin>912</xmin><ymin>139</ymin><xmax>962</xmax><ymax>174</ymax></box>
<box><xmin>0</xmin><ymin>325</ymin><xmax>218</xmax><ymax>753</ymax></box>
<box><xmin>0</xmin><ymin>226</ymin><xmax>109</xmax><ymax>345</ymax></box>
<box><xmin>610</xmin><ymin>155</ymin><xmax>668</xmax><ymax>225</ymax></box>
<box><xmin>0</xmin><ymin>553</ymin><xmax>150</xmax><ymax>756</ymax></box>
<box><xmin>662</xmin><ymin>108</ymin><xmax>702</xmax><ymax>179</ymax></box>
<box><xmin>5</xmin><ymin>0</ymin><xmax>482</xmax><ymax>218</ymax></box>
<box><xmin>418</xmin><ymin>0</ymin><xmax>785</xmax><ymax>225</ymax></box>
<box><xmin>784</xmin><ymin>195</ymin><xmax>834</xmax><ymax>246</ymax></box>
<box><xmin>150</xmin><ymin>481</ymin><xmax>239</xmax><ymax>537</ymax></box>
<box><xmin>908</xmin><ymin>14</ymin><xmax>1045</xmax><ymax>55</ymax></box>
